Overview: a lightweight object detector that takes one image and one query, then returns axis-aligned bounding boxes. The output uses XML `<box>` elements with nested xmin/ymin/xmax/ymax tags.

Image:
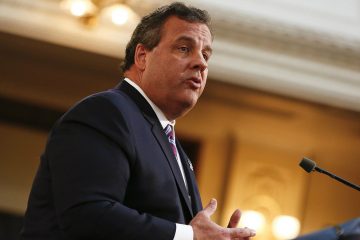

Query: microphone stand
<box><xmin>315</xmin><ymin>166</ymin><xmax>360</xmax><ymax>192</ymax></box>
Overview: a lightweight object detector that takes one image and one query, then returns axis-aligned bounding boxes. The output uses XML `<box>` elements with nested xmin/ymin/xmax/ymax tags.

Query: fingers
<box><xmin>228</xmin><ymin>227</ymin><xmax>256</xmax><ymax>238</ymax></box>
<box><xmin>227</xmin><ymin>209</ymin><xmax>256</xmax><ymax>238</ymax></box>
<box><xmin>227</xmin><ymin>209</ymin><xmax>241</xmax><ymax>228</ymax></box>
<box><xmin>192</xmin><ymin>201</ymin><xmax>256</xmax><ymax>240</ymax></box>
<box><xmin>202</xmin><ymin>198</ymin><xmax>217</xmax><ymax>218</ymax></box>
<box><xmin>191</xmin><ymin>203</ymin><xmax>256</xmax><ymax>240</ymax></box>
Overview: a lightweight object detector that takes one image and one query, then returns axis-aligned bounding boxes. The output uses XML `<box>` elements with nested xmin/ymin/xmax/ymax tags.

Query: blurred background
<box><xmin>0</xmin><ymin>0</ymin><xmax>359</xmax><ymax>239</ymax></box>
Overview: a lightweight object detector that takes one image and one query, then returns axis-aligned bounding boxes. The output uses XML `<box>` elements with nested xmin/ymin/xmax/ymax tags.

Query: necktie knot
<box><xmin>165</xmin><ymin>124</ymin><xmax>175</xmax><ymax>141</ymax></box>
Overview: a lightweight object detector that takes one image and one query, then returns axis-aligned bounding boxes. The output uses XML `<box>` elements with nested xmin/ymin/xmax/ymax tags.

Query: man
<box><xmin>21</xmin><ymin>2</ymin><xmax>256</xmax><ymax>240</ymax></box>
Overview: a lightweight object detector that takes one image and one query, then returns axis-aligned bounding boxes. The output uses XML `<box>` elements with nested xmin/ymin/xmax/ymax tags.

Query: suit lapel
<box><xmin>150</xmin><ymin>124</ymin><xmax>194</xmax><ymax>217</ymax></box>
<box><xmin>116</xmin><ymin>80</ymin><xmax>194</xmax><ymax>217</ymax></box>
<box><xmin>177</xmin><ymin>141</ymin><xmax>203</xmax><ymax>213</ymax></box>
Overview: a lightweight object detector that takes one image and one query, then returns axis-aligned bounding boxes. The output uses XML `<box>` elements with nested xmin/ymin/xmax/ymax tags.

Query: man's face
<box><xmin>141</xmin><ymin>16</ymin><xmax>212</xmax><ymax>120</ymax></box>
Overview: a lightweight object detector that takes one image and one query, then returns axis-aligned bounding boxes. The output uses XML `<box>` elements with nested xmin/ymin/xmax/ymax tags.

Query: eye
<box><xmin>202</xmin><ymin>53</ymin><xmax>209</xmax><ymax>61</ymax></box>
<box><xmin>178</xmin><ymin>46</ymin><xmax>190</xmax><ymax>53</ymax></box>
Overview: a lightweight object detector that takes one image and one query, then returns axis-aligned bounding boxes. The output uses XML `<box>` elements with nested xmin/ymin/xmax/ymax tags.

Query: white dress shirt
<box><xmin>123</xmin><ymin>78</ymin><xmax>194</xmax><ymax>240</ymax></box>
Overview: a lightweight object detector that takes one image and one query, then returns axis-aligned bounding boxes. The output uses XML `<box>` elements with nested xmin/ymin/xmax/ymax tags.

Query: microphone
<box><xmin>299</xmin><ymin>157</ymin><xmax>360</xmax><ymax>192</ymax></box>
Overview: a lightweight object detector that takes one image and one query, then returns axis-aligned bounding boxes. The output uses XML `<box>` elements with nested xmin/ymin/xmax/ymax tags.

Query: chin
<box><xmin>182</xmin><ymin>98</ymin><xmax>197</xmax><ymax>112</ymax></box>
<box><xmin>184</xmin><ymin>92</ymin><xmax>199</xmax><ymax>103</ymax></box>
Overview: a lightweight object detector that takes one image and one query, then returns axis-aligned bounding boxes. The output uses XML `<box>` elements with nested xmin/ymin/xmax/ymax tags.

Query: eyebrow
<box><xmin>175</xmin><ymin>36</ymin><xmax>213</xmax><ymax>55</ymax></box>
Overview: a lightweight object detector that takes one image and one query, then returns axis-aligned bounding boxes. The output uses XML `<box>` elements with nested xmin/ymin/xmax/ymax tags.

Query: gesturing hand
<box><xmin>190</xmin><ymin>199</ymin><xmax>256</xmax><ymax>240</ymax></box>
<box><xmin>227</xmin><ymin>208</ymin><xmax>241</xmax><ymax>228</ymax></box>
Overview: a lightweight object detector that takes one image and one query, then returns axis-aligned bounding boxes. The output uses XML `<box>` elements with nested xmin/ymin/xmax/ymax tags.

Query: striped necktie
<box><xmin>164</xmin><ymin>124</ymin><xmax>178</xmax><ymax>159</ymax></box>
<box><xmin>164</xmin><ymin>124</ymin><xmax>191</xmax><ymax>194</ymax></box>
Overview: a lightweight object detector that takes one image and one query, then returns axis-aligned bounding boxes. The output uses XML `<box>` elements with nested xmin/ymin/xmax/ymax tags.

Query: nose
<box><xmin>191</xmin><ymin>52</ymin><xmax>208</xmax><ymax>72</ymax></box>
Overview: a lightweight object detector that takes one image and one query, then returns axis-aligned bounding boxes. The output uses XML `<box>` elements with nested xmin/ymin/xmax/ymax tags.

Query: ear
<box><xmin>134</xmin><ymin>43</ymin><xmax>148</xmax><ymax>71</ymax></box>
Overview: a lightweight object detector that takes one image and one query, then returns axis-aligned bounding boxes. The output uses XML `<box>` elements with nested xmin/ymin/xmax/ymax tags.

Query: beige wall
<box><xmin>0</xmin><ymin>123</ymin><xmax>46</xmax><ymax>214</ymax></box>
<box><xmin>178</xmin><ymin>82</ymin><xmax>360</xmax><ymax>238</ymax></box>
<box><xmin>0</xmin><ymin>32</ymin><xmax>359</xmax><ymax>238</ymax></box>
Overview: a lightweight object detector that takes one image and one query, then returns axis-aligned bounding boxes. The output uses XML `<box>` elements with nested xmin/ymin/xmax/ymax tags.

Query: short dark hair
<box><xmin>121</xmin><ymin>2</ymin><xmax>212</xmax><ymax>73</ymax></box>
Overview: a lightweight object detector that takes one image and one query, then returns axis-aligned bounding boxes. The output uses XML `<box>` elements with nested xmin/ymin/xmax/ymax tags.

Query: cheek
<box><xmin>200</xmin><ymin>73</ymin><xmax>208</xmax><ymax>92</ymax></box>
<box><xmin>202</xmin><ymin>70</ymin><xmax>208</xmax><ymax>83</ymax></box>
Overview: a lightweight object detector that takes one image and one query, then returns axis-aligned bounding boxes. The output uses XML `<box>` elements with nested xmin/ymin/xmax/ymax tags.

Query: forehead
<box><xmin>160</xmin><ymin>16</ymin><xmax>212</xmax><ymax>44</ymax></box>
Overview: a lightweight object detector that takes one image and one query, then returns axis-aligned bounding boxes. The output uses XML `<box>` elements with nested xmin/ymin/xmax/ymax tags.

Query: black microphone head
<box><xmin>300</xmin><ymin>157</ymin><xmax>317</xmax><ymax>173</ymax></box>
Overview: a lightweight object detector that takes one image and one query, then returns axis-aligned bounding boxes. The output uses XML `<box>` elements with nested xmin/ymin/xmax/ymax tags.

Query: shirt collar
<box><xmin>124</xmin><ymin>78</ymin><xmax>175</xmax><ymax>129</ymax></box>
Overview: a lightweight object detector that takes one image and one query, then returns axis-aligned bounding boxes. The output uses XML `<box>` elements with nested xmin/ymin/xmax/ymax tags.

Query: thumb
<box><xmin>202</xmin><ymin>198</ymin><xmax>217</xmax><ymax>218</ymax></box>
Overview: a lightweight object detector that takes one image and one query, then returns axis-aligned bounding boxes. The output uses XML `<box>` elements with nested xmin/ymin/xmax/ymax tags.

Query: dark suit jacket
<box><xmin>20</xmin><ymin>81</ymin><xmax>203</xmax><ymax>240</ymax></box>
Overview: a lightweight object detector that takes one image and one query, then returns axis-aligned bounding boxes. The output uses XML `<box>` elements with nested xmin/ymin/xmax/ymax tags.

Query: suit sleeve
<box><xmin>46</xmin><ymin>95</ymin><xmax>176</xmax><ymax>240</ymax></box>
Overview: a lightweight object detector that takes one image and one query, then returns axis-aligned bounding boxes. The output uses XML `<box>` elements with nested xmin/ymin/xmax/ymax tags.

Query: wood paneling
<box><xmin>178</xmin><ymin>81</ymin><xmax>360</xmax><ymax>236</ymax></box>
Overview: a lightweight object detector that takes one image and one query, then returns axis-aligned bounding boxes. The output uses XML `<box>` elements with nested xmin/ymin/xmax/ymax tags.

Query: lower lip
<box><xmin>186</xmin><ymin>79</ymin><xmax>201</xmax><ymax>89</ymax></box>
